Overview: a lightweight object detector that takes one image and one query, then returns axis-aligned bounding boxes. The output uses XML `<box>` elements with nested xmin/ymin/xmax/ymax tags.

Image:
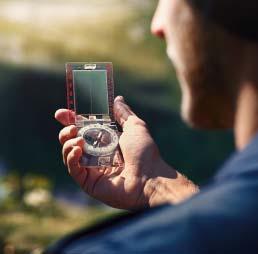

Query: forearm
<box><xmin>146</xmin><ymin>160</ymin><xmax>199</xmax><ymax>207</ymax></box>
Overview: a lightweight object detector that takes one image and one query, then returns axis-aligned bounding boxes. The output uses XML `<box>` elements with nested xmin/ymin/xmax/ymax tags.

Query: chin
<box><xmin>181</xmin><ymin>108</ymin><xmax>216</xmax><ymax>130</ymax></box>
<box><xmin>181</xmin><ymin>98</ymin><xmax>233</xmax><ymax>130</ymax></box>
<box><xmin>176</xmin><ymin>67</ymin><xmax>234</xmax><ymax>130</ymax></box>
<box><xmin>178</xmin><ymin>76</ymin><xmax>205</xmax><ymax>128</ymax></box>
<box><xmin>180</xmin><ymin>98</ymin><xmax>203</xmax><ymax>129</ymax></box>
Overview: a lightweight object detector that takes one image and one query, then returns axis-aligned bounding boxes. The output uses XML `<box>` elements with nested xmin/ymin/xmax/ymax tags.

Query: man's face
<box><xmin>151</xmin><ymin>0</ymin><xmax>242</xmax><ymax>129</ymax></box>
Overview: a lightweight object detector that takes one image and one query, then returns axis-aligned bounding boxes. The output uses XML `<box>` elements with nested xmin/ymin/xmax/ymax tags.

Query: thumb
<box><xmin>114</xmin><ymin>96</ymin><xmax>137</xmax><ymax>128</ymax></box>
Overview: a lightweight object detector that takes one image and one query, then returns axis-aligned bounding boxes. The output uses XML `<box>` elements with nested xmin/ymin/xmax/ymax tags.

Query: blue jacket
<box><xmin>46</xmin><ymin>134</ymin><xmax>258</xmax><ymax>253</ymax></box>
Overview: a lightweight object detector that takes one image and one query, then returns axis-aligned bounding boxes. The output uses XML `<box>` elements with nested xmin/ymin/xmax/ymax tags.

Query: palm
<box><xmin>79</xmin><ymin>124</ymin><xmax>159</xmax><ymax>209</ymax></box>
<box><xmin>79</xmin><ymin>166</ymin><xmax>143</xmax><ymax>209</ymax></box>
<box><xmin>56</xmin><ymin>98</ymin><xmax>165</xmax><ymax>210</ymax></box>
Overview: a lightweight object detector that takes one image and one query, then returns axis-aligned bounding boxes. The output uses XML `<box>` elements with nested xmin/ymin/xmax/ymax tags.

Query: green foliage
<box><xmin>0</xmin><ymin>173</ymin><xmax>55</xmax><ymax>214</ymax></box>
<box><xmin>23</xmin><ymin>174</ymin><xmax>52</xmax><ymax>191</ymax></box>
<box><xmin>0</xmin><ymin>172</ymin><xmax>119</xmax><ymax>253</ymax></box>
<box><xmin>0</xmin><ymin>205</ymin><xmax>117</xmax><ymax>254</ymax></box>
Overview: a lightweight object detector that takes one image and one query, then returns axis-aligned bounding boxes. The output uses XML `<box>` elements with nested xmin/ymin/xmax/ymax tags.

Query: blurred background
<box><xmin>0</xmin><ymin>0</ymin><xmax>234</xmax><ymax>253</ymax></box>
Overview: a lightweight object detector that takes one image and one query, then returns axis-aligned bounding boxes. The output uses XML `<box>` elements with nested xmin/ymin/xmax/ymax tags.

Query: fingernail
<box><xmin>115</xmin><ymin>96</ymin><xmax>125</xmax><ymax>102</ymax></box>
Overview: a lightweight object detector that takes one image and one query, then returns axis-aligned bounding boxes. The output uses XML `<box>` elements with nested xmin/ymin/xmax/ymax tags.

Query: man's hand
<box><xmin>55</xmin><ymin>96</ymin><xmax>198</xmax><ymax>210</ymax></box>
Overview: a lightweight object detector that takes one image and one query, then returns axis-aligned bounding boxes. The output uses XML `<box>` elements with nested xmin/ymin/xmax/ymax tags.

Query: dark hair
<box><xmin>187</xmin><ymin>0</ymin><xmax>258</xmax><ymax>41</ymax></box>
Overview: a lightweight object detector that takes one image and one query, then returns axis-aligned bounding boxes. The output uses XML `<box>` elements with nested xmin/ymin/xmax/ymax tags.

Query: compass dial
<box><xmin>78</xmin><ymin>124</ymin><xmax>119</xmax><ymax>157</ymax></box>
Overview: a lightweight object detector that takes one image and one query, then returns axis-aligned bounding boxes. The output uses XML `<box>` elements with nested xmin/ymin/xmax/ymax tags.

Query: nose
<box><xmin>151</xmin><ymin>2</ymin><xmax>165</xmax><ymax>39</ymax></box>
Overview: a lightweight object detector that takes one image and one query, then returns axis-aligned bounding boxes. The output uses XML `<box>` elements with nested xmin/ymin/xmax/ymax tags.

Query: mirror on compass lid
<box><xmin>73</xmin><ymin>69</ymin><xmax>109</xmax><ymax>117</ymax></box>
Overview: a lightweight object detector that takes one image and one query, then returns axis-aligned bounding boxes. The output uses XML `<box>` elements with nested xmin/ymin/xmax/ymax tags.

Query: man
<box><xmin>52</xmin><ymin>0</ymin><xmax>258</xmax><ymax>252</ymax></box>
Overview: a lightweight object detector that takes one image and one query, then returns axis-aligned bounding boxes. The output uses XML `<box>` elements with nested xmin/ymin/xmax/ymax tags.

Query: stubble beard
<box><xmin>166</xmin><ymin>2</ymin><xmax>238</xmax><ymax>130</ymax></box>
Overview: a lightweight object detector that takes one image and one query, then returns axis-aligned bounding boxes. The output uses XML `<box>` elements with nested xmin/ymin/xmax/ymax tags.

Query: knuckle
<box><xmin>59</xmin><ymin>132</ymin><xmax>66</xmax><ymax>144</ymax></box>
<box><xmin>67</xmin><ymin>155</ymin><xmax>73</xmax><ymax>168</ymax></box>
<box><xmin>139</xmin><ymin>119</ymin><xmax>147</xmax><ymax>127</ymax></box>
<box><xmin>127</xmin><ymin>116</ymin><xmax>146</xmax><ymax>127</ymax></box>
<box><xmin>62</xmin><ymin>145</ymin><xmax>67</xmax><ymax>157</ymax></box>
<box><xmin>63</xmin><ymin>140</ymin><xmax>70</xmax><ymax>151</ymax></box>
<box><xmin>63</xmin><ymin>137</ymin><xmax>81</xmax><ymax>150</ymax></box>
<box><xmin>59</xmin><ymin>132</ymin><xmax>63</xmax><ymax>143</ymax></box>
<box><xmin>69</xmin><ymin>125</ymin><xmax>77</xmax><ymax>136</ymax></box>
<box><xmin>59</xmin><ymin>126</ymin><xmax>77</xmax><ymax>144</ymax></box>
<box><xmin>67</xmin><ymin>154</ymin><xmax>77</xmax><ymax>169</ymax></box>
<box><xmin>63</xmin><ymin>141</ymin><xmax>73</xmax><ymax>155</ymax></box>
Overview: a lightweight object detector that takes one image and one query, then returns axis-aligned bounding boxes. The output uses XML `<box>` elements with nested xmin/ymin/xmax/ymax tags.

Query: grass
<box><xmin>0</xmin><ymin>202</ymin><xmax>120</xmax><ymax>254</ymax></box>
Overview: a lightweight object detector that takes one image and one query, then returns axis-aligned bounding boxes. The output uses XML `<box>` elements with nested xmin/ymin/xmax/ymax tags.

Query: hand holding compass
<box><xmin>56</xmin><ymin>62</ymin><xmax>198</xmax><ymax>209</ymax></box>
<box><xmin>56</xmin><ymin>96</ymin><xmax>198</xmax><ymax>209</ymax></box>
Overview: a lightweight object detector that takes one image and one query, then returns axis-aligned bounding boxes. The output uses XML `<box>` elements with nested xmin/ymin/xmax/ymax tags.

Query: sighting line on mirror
<box><xmin>90</xmin><ymin>74</ymin><xmax>93</xmax><ymax>115</ymax></box>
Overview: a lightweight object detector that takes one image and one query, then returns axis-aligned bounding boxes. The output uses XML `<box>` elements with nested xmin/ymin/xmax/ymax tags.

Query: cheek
<box><xmin>165</xmin><ymin>3</ymin><xmax>196</xmax><ymax>74</ymax></box>
<box><xmin>167</xmin><ymin>42</ymin><xmax>186</xmax><ymax>75</ymax></box>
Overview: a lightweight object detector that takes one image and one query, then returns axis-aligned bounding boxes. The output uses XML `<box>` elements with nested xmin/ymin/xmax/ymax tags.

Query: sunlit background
<box><xmin>0</xmin><ymin>0</ymin><xmax>234</xmax><ymax>253</ymax></box>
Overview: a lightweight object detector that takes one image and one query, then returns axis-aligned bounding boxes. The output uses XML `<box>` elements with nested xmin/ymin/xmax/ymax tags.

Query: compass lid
<box><xmin>66</xmin><ymin>62</ymin><xmax>115</xmax><ymax>125</ymax></box>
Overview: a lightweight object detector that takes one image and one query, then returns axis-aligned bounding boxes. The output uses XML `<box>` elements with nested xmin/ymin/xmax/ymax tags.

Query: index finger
<box><xmin>114</xmin><ymin>96</ymin><xmax>135</xmax><ymax>128</ymax></box>
<box><xmin>55</xmin><ymin>109</ymin><xmax>75</xmax><ymax>126</ymax></box>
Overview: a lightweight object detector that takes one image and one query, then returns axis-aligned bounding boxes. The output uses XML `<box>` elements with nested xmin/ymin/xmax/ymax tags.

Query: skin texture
<box><xmin>56</xmin><ymin>0</ymin><xmax>258</xmax><ymax>208</ymax></box>
<box><xmin>152</xmin><ymin>0</ymin><xmax>258</xmax><ymax>148</ymax></box>
<box><xmin>55</xmin><ymin>97</ymin><xmax>198</xmax><ymax>209</ymax></box>
<box><xmin>152</xmin><ymin>0</ymin><xmax>247</xmax><ymax>129</ymax></box>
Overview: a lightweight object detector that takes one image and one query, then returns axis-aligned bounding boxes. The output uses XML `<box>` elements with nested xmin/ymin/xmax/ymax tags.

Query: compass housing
<box><xmin>66</xmin><ymin>62</ymin><xmax>123</xmax><ymax>167</ymax></box>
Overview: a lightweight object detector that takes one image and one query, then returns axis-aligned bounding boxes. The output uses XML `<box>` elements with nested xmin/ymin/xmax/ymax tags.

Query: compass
<box><xmin>78</xmin><ymin>123</ymin><xmax>119</xmax><ymax>157</ymax></box>
<box><xmin>66</xmin><ymin>62</ymin><xmax>123</xmax><ymax>167</ymax></box>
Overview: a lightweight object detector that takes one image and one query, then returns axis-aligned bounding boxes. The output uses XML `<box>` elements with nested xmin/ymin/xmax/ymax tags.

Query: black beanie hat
<box><xmin>187</xmin><ymin>0</ymin><xmax>258</xmax><ymax>42</ymax></box>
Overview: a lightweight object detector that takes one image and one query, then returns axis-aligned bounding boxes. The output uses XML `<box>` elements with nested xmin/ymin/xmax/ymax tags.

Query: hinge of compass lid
<box><xmin>84</xmin><ymin>64</ymin><xmax>97</xmax><ymax>70</ymax></box>
<box><xmin>87</xmin><ymin>115</ymin><xmax>111</xmax><ymax>125</ymax></box>
<box><xmin>88</xmin><ymin>115</ymin><xmax>97</xmax><ymax>120</ymax></box>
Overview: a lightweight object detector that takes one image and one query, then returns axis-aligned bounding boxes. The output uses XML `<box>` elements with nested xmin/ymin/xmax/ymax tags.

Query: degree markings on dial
<box><xmin>79</xmin><ymin>123</ymin><xmax>119</xmax><ymax>156</ymax></box>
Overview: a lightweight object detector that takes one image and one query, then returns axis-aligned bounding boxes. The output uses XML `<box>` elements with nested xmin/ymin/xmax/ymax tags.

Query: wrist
<box><xmin>145</xmin><ymin>160</ymin><xmax>199</xmax><ymax>207</ymax></box>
